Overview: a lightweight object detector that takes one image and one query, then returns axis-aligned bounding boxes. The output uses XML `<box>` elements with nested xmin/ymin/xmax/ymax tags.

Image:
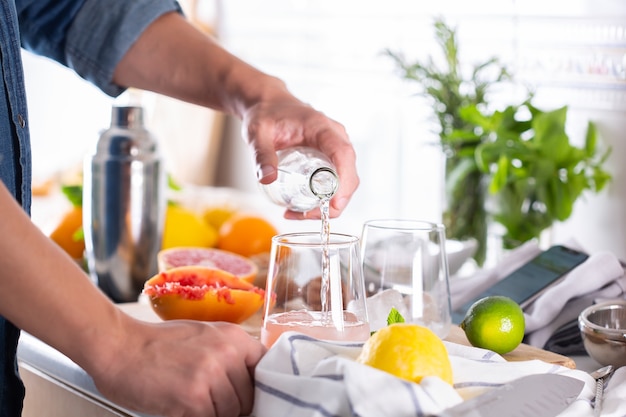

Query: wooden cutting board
<box><xmin>118</xmin><ymin>302</ymin><xmax>576</xmax><ymax>369</ymax></box>
<box><xmin>445</xmin><ymin>325</ymin><xmax>576</xmax><ymax>369</ymax></box>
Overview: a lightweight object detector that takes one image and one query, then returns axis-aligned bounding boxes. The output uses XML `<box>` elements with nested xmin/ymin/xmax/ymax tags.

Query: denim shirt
<box><xmin>0</xmin><ymin>0</ymin><xmax>179</xmax><ymax>414</ymax></box>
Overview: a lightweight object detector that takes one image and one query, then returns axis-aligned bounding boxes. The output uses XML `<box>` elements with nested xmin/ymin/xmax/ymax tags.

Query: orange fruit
<box><xmin>217</xmin><ymin>214</ymin><xmax>278</xmax><ymax>257</ymax></box>
<box><xmin>50</xmin><ymin>206</ymin><xmax>85</xmax><ymax>260</ymax></box>
<box><xmin>157</xmin><ymin>247</ymin><xmax>258</xmax><ymax>283</ymax></box>
<box><xmin>32</xmin><ymin>178</ymin><xmax>55</xmax><ymax>197</ymax></box>
<box><xmin>143</xmin><ymin>266</ymin><xmax>265</xmax><ymax>323</ymax></box>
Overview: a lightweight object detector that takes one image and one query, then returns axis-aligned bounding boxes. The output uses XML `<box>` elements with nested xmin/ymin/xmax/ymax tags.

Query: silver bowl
<box><xmin>579</xmin><ymin>300</ymin><xmax>626</xmax><ymax>367</ymax></box>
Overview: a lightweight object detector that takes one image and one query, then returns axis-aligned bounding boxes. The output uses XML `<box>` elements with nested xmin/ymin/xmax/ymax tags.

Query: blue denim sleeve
<box><xmin>17</xmin><ymin>0</ymin><xmax>182</xmax><ymax>97</ymax></box>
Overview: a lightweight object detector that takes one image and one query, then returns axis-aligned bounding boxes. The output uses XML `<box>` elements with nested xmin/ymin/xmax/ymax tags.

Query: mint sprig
<box><xmin>387</xmin><ymin>307</ymin><xmax>405</xmax><ymax>325</ymax></box>
<box><xmin>371</xmin><ymin>308</ymin><xmax>406</xmax><ymax>335</ymax></box>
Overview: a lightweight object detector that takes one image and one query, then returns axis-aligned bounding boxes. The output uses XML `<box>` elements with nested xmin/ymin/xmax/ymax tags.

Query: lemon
<box><xmin>356</xmin><ymin>323</ymin><xmax>453</xmax><ymax>385</ymax></box>
<box><xmin>162</xmin><ymin>205</ymin><xmax>218</xmax><ymax>249</ymax></box>
<box><xmin>459</xmin><ymin>295</ymin><xmax>525</xmax><ymax>355</ymax></box>
<box><xmin>202</xmin><ymin>206</ymin><xmax>235</xmax><ymax>230</ymax></box>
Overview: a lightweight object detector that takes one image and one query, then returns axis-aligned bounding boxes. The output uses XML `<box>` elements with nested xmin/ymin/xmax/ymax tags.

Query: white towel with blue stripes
<box><xmin>252</xmin><ymin>331</ymin><xmax>626</xmax><ymax>417</ymax></box>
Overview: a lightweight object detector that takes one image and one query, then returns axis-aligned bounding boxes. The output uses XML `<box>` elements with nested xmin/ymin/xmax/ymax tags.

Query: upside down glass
<box><xmin>361</xmin><ymin>220</ymin><xmax>452</xmax><ymax>338</ymax></box>
<box><xmin>261</xmin><ymin>232</ymin><xmax>370</xmax><ymax>347</ymax></box>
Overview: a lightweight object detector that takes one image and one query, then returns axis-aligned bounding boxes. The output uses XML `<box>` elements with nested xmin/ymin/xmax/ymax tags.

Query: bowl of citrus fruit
<box><xmin>146</xmin><ymin>201</ymin><xmax>279</xmax><ymax>323</ymax></box>
<box><xmin>144</xmin><ymin>189</ymin><xmax>280</xmax><ymax>323</ymax></box>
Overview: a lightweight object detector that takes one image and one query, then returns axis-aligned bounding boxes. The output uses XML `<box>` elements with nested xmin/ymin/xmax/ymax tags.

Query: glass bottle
<box><xmin>261</xmin><ymin>146</ymin><xmax>339</xmax><ymax>212</ymax></box>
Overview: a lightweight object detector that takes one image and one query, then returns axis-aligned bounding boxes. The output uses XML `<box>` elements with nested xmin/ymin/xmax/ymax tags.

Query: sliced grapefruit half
<box><xmin>157</xmin><ymin>247</ymin><xmax>258</xmax><ymax>284</ymax></box>
<box><xmin>143</xmin><ymin>266</ymin><xmax>265</xmax><ymax>323</ymax></box>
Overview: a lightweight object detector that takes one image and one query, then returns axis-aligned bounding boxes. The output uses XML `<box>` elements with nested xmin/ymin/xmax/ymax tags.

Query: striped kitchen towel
<box><xmin>252</xmin><ymin>330</ymin><xmax>626</xmax><ymax>417</ymax></box>
<box><xmin>252</xmin><ymin>332</ymin><xmax>461</xmax><ymax>417</ymax></box>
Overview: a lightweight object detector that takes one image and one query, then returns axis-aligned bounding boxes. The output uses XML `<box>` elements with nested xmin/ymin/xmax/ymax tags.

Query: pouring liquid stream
<box><xmin>319</xmin><ymin>197</ymin><xmax>332</xmax><ymax>322</ymax></box>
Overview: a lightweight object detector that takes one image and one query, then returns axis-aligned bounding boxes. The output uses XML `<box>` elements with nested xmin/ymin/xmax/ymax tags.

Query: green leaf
<box><xmin>489</xmin><ymin>155</ymin><xmax>510</xmax><ymax>193</ymax></box>
<box><xmin>585</xmin><ymin>121</ymin><xmax>597</xmax><ymax>157</ymax></box>
<box><xmin>445</xmin><ymin>157</ymin><xmax>478</xmax><ymax>197</ymax></box>
<box><xmin>593</xmin><ymin>168</ymin><xmax>612</xmax><ymax>191</ymax></box>
<box><xmin>168</xmin><ymin>174</ymin><xmax>182</xmax><ymax>191</ymax></box>
<box><xmin>458</xmin><ymin>104</ymin><xmax>485</xmax><ymax>125</ymax></box>
<box><xmin>474</xmin><ymin>144</ymin><xmax>491</xmax><ymax>172</ymax></box>
<box><xmin>529</xmin><ymin>159</ymin><xmax>555</xmax><ymax>186</ymax></box>
<box><xmin>72</xmin><ymin>227</ymin><xmax>84</xmax><ymax>242</ymax></box>
<box><xmin>387</xmin><ymin>308</ymin><xmax>405</xmax><ymax>325</ymax></box>
<box><xmin>61</xmin><ymin>185</ymin><xmax>83</xmax><ymax>207</ymax></box>
<box><xmin>533</xmin><ymin>106</ymin><xmax>570</xmax><ymax>164</ymax></box>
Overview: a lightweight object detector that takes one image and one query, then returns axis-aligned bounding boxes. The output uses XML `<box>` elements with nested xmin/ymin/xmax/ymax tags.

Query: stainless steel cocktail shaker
<box><xmin>83</xmin><ymin>105</ymin><xmax>165</xmax><ymax>302</ymax></box>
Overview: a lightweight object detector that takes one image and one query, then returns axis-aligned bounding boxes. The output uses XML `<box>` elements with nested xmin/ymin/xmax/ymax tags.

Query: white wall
<box><xmin>23</xmin><ymin>53</ymin><xmax>112</xmax><ymax>182</ymax></box>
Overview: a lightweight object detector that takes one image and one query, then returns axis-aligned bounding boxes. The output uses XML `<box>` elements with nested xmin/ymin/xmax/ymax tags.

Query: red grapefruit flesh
<box><xmin>157</xmin><ymin>247</ymin><xmax>258</xmax><ymax>283</ymax></box>
<box><xmin>143</xmin><ymin>266</ymin><xmax>265</xmax><ymax>323</ymax></box>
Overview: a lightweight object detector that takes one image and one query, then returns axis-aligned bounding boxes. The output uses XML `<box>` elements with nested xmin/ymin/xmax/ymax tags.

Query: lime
<box><xmin>459</xmin><ymin>295</ymin><xmax>525</xmax><ymax>355</ymax></box>
<box><xmin>357</xmin><ymin>323</ymin><xmax>453</xmax><ymax>385</ymax></box>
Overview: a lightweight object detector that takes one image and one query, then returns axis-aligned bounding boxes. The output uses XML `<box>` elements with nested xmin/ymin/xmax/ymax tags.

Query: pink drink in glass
<box><xmin>261</xmin><ymin>310</ymin><xmax>370</xmax><ymax>347</ymax></box>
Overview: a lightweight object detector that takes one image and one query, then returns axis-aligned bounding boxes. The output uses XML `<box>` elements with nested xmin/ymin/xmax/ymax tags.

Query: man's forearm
<box><xmin>0</xmin><ymin>183</ymin><xmax>128</xmax><ymax>379</ymax></box>
<box><xmin>112</xmin><ymin>12</ymin><xmax>291</xmax><ymax>118</ymax></box>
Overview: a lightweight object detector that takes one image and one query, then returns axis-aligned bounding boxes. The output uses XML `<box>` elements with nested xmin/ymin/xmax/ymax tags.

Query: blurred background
<box><xmin>23</xmin><ymin>0</ymin><xmax>626</xmax><ymax>260</ymax></box>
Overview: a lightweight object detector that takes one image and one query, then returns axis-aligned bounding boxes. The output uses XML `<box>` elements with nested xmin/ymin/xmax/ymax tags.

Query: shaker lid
<box><xmin>95</xmin><ymin>105</ymin><xmax>158</xmax><ymax>158</ymax></box>
<box><xmin>111</xmin><ymin>106</ymin><xmax>144</xmax><ymax>129</ymax></box>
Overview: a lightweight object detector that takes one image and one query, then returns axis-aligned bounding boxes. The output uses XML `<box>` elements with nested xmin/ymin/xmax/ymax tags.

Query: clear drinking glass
<box><xmin>361</xmin><ymin>219</ymin><xmax>451</xmax><ymax>338</ymax></box>
<box><xmin>261</xmin><ymin>232</ymin><xmax>370</xmax><ymax>347</ymax></box>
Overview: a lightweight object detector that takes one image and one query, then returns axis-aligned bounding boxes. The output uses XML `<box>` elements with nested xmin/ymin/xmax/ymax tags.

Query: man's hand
<box><xmin>90</xmin><ymin>319</ymin><xmax>266</xmax><ymax>417</ymax></box>
<box><xmin>242</xmin><ymin>96</ymin><xmax>359</xmax><ymax>219</ymax></box>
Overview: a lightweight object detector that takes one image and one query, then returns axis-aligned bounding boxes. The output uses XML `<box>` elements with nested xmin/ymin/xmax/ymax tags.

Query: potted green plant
<box><xmin>385</xmin><ymin>18</ymin><xmax>510</xmax><ymax>265</ymax></box>
<box><xmin>461</xmin><ymin>101</ymin><xmax>612</xmax><ymax>248</ymax></box>
<box><xmin>386</xmin><ymin>18</ymin><xmax>612</xmax><ymax>261</ymax></box>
